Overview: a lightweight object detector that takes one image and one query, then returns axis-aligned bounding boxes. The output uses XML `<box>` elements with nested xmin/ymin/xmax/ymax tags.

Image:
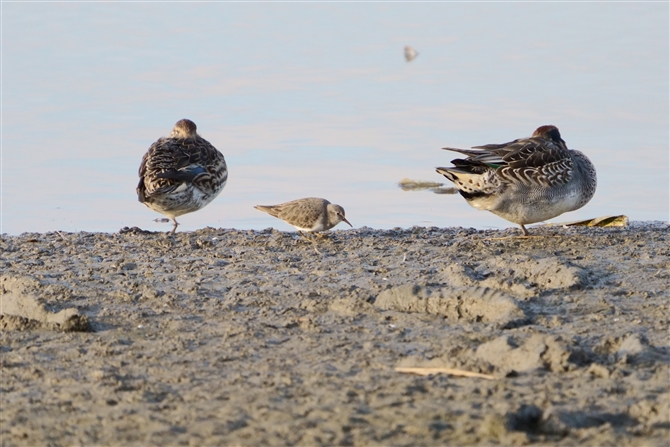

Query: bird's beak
<box><xmin>342</xmin><ymin>217</ymin><xmax>353</xmax><ymax>228</ymax></box>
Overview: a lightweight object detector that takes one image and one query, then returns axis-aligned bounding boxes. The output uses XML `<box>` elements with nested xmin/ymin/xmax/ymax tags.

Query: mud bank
<box><xmin>1</xmin><ymin>223</ymin><xmax>668</xmax><ymax>446</ymax></box>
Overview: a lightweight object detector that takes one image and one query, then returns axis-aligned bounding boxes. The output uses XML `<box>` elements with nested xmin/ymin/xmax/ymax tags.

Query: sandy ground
<box><xmin>1</xmin><ymin>223</ymin><xmax>669</xmax><ymax>446</ymax></box>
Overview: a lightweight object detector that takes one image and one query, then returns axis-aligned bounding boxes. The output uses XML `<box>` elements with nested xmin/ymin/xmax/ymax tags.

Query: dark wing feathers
<box><xmin>156</xmin><ymin>165</ymin><xmax>207</xmax><ymax>183</ymax></box>
<box><xmin>505</xmin><ymin>143</ymin><xmax>567</xmax><ymax>168</ymax></box>
<box><xmin>442</xmin><ymin>146</ymin><xmax>489</xmax><ymax>158</ymax></box>
<box><xmin>138</xmin><ymin>136</ymin><xmax>226</xmax><ymax>201</ymax></box>
<box><xmin>449</xmin><ymin>158</ymin><xmax>491</xmax><ymax>174</ymax></box>
<box><xmin>442</xmin><ymin>136</ymin><xmax>573</xmax><ymax>187</ymax></box>
<box><xmin>472</xmin><ymin>138</ymin><xmax>523</xmax><ymax>152</ymax></box>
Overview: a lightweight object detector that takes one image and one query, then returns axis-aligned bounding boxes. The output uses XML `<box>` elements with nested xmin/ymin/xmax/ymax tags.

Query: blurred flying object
<box><xmin>404</xmin><ymin>46</ymin><xmax>418</xmax><ymax>62</ymax></box>
<box><xmin>398</xmin><ymin>178</ymin><xmax>457</xmax><ymax>195</ymax></box>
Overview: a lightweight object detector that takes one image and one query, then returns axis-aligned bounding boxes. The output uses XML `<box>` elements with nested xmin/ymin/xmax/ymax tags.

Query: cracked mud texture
<box><xmin>1</xmin><ymin>223</ymin><xmax>669</xmax><ymax>446</ymax></box>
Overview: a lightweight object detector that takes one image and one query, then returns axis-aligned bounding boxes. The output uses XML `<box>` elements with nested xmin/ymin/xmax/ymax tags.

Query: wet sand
<box><xmin>1</xmin><ymin>223</ymin><xmax>668</xmax><ymax>446</ymax></box>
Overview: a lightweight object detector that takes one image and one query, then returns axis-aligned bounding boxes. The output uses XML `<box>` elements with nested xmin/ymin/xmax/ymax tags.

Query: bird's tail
<box><xmin>436</xmin><ymin>167</ymin><xmax>495</xmax><ymax>196</ymax></box>
<box><xmin>254</xmin><ymin>205</ymin><xmax>280</xmax><ymax>218</ymax></box>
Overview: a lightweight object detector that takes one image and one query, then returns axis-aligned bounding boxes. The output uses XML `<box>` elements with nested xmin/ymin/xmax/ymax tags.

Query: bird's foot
<box><xmin>297</xmin><ymin>231</ymin><xmax>323</xmax><ymax>254</ymax></box>
<box><xmin>170</xmin><ymin>218</ymin><xmax>180</xmax><ymax>234</ymax></box>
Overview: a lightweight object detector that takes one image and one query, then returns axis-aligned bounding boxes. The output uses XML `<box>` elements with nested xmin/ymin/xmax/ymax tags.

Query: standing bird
<box><xmin>254</xmin><ymin>198</ymin><xmax>352</xmax><ymax>236</ymax></box>
<box><xmin>137</xmin><ymin>119</ymin><xmax>228</xmax><ymax>233</ymax></box>
<box><xmin>436</xmin><ymin>125</ymin><xmax>597</xmax><ymax>236</ymax></box>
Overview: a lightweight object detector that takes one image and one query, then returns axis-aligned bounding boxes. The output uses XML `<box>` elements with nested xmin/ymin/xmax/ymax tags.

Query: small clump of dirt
<box><xmin>1</xmin><ymin>274</ymin><xmax>91</xmax><ymax>332</ymax></box>
<box><xmin>374</xmin><ymin>283</ymin><xmax>525</xmax><ymax>325</ymax></box>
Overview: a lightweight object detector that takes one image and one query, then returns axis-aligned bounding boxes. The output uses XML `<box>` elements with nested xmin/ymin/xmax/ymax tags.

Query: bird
<box><xmin>436</xmin><ymin>125</ymin><xmax>597</xmax><ymax>236</ymax></box>
<box><xmin>404</xmin><ymin>46</ymin><xmax>418</xmax><ymax>62</ymax></box>
<box><xmin>137</xmin><ymin>119</ymin><xmax>228</xmax><ymax>233</ymax></box>
<box><xmin>254</xmin><ymin>198</ymin><xmax>352</xmax><ymax>237</ymax></box>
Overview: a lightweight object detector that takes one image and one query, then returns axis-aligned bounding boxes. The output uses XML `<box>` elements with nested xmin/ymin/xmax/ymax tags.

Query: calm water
<box><xmin>3</xmin><ymin>3</ymin><xmax>668</xmax><ymax>235</ymax></box>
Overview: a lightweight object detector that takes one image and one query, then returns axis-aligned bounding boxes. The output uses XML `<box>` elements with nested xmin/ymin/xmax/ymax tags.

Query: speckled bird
<box><xmin>137</xmin><ymin>119</ymin><xmax>228</xmax><ymax>233</ymax></box>
<box><xmin>254</xmin><ymin>198</ymin><xmax>352</xmax><ymax>235</ymax></box>
<box><xmin>436</xmin><ymin>125</ymin><xmax>597</xmax><ymax>236</ymax></box>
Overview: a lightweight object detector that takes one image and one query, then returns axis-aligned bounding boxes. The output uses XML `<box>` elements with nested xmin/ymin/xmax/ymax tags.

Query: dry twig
<box><xmin>395</xmin><ymin>367</ymin><xmax>495</xmax><ymax>380</ymax></box>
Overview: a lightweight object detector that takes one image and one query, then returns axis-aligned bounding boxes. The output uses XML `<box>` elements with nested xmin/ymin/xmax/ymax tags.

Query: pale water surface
<box><xmin>2</xmin><ymin>3</ymin><xmax>668</xmax><ymax>235</ymax></box>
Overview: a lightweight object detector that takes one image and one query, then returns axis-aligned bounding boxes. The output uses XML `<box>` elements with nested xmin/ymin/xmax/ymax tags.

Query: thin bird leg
<box><xmin>486</xmin><ymin>225</ymin><xmax>560</xmax><ymax>240</ymax></box>
<box><xmin>298</xmin><ymin>231</ymin><xmax>322</xmax><ymax>254</ymax></box>
<box><xmin>171</xmin><ymin>218</ymin><xmax>180</xmax><ymax>234</ymax></box>
<box><xmin>520</xmin><ymin>225</ymin><xmax>529</xmax><ymax>236</ymax></box>
<box><xmin>298</xmin><ymin>230</ymin><xmax>311</xmax><ymax>240</ymax></box>
<box><xmin>514</xmin><ymin>225</ymin><xmax>559</xmax><ymax>238</ymax></box>
<box><xmin>310</xmin><ymin>239</ymin><xmax>322</xmax><ymax>255</ymax></box>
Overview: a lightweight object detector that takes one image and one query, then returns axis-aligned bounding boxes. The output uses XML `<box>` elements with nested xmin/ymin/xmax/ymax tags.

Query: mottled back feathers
<box><xmin>137</xmin><ymin>119</ymin><xmax>228</xmax><ymax>230</ymax></box>
<box><xmin>254</xmin><ymin>198</ymin><xmax>352</xmax><ymax>232</ymax></box>
<box><xmin>436</xmin><ymin>125</ymin><xmax>597</xmax><ymax>235</ymax></box>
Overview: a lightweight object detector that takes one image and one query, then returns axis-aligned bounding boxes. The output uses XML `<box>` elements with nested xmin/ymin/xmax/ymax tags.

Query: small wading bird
<box><xmin>436</xmin><ymin>125</ymin><xmax>597</xmax><ymax>236</ymax></box>
<box><xmin>254</xmin><ymin>198</ymin><xmax>352</xmax><ymax>252</ymax></box>
<box><xmin>137</xmin><ymin>119</ymin><xmax>228</xmax><ymax>233</ymax></box>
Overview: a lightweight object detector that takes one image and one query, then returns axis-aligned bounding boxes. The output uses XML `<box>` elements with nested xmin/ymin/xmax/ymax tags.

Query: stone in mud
<box><xmin>374</xmin><ymin>284</ymin><xmax>525</xmax><ymax>325</ymax></box>
<box><xmin>617</xmin><ymin>333</ymin><xmax>668</xmax><ymax>366</ymax></box>
<box><xmin>0</xmin><ymin>275</ymin><xmax>91</xmax><ymax>332</ymax></box>
<box><xmin>595</xmin><ymin>333</ymin><xmax>668</xmax><ymax>366</ymax></box>
<box><xmin>617</xmin><ymin>333</ymin><xmax>646</xmax><ymax>355</ymax></box>
<box><xmin>506</xmin><ymin>404</ymin><xmax>543</xmax><ymax>433</ymax></box>
<box><xmin>475</xmin><ymin>334</ymin><xmax>572</xmax><ymax>374</ymax></box>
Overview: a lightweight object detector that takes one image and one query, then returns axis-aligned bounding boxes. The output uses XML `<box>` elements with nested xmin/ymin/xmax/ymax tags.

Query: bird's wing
<box><xmin>185</xmin><ymin>138</ymin><xmax>227</xmax><ymax>196</ymax></box>
<box><xmin>496</xmin><ymin>138</ymin><xmax>574</xmax><ymax>187</ymax></box>
<box><xmin>137</xmin><ymin>138</ymin><xmax>187</xmax><ymax>200</ymax></box>
<box><xmin>278</xmin><ymin>199</ymin><xmax>325</xmax><ymax>228</ymax></box>
<box><xmin>139</xmin><ymin>137</ymin><xmax>227</xmax><ymax>199</ymax></box>
<box><xmin>442</xmin><ymin>137</ymin><xmax>573</xmax><ymax>188</ymax></box>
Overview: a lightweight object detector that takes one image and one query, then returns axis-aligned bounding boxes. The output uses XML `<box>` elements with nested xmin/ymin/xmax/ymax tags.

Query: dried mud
<box><xmin>1</xmin><ymin>223</ymin><xmax>669</xmax><ymax>446</ymax></box>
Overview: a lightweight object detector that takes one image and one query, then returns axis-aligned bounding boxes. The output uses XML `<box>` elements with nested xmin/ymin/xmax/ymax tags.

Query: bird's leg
<box><xmin>516</xmin><ymin>225</ymin><xmax>559</xmax><ymax>238</ymax></box>
<box><xmin>171</xmin><ymin>218</ymin><xmax>179</xmax><ymax>234</ymax></box>
<box><xmin>520</xmin><ymin>225</ymin><xmax>529</xmax><ymax>237</ymax></box>
<box><xmin>485</xmin><ymin>225</ymin><xmax>562</xmax><ymax>240</ymax></box>
<box><xmin>298</xmin><ymin>231</ymin><xmax>322</xmax><ymax>254</ymax></box>
<box><xmin>314</xmin><ymin>232</ymin><xmax>330</xmax><ymax>239</ymax></box>
<box><xmin>486</xmin><ymin>225</ymin><xmax>534</xmax><ymax>240</ymax></box>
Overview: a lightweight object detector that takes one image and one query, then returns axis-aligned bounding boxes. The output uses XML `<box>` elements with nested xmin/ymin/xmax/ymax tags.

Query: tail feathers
<box><xmin>254</xmin><ymin>205</ymin><xmax>280</xmax><ymax>218</ymax></box>
<box><xmin>443</xmin><ymin>146</ymin><xmax>507</xmax><ymax>167</ymax></box>
<box><xmin>436</xmin><ymin>167</ymin><xmax>496</xmax><ymax>196</ymax></box>
<box><xmin>442</xmin><ymin>146</ymin><xmax>486</xmax><ymax>157</ymax></box>
<box><xmin>435</xmin><ymin>166</ymin><xmax>461</xmax><ymax>183</ymax></box>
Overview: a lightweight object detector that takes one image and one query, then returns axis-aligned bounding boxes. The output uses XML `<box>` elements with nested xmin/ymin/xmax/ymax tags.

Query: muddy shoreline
<box><xmin>1</xmin><ymin>223</ymin><xmax>668</xmax><ymax>446</ymax></box>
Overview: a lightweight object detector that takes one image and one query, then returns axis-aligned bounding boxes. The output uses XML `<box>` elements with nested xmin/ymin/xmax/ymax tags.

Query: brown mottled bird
<box><xmin>254</xmin><ymin>198</ymin><xmax>352</xmax><ymax>235</ymax></box>
<box><xmin>436</xmin><ymin>125</ymin><xmax>597</xmax><ymax>236</ymax></box>
<box><xmin>137</xmin><ymin>119</ymin><xmax>228</xmax><ymax>233</ymax></box>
